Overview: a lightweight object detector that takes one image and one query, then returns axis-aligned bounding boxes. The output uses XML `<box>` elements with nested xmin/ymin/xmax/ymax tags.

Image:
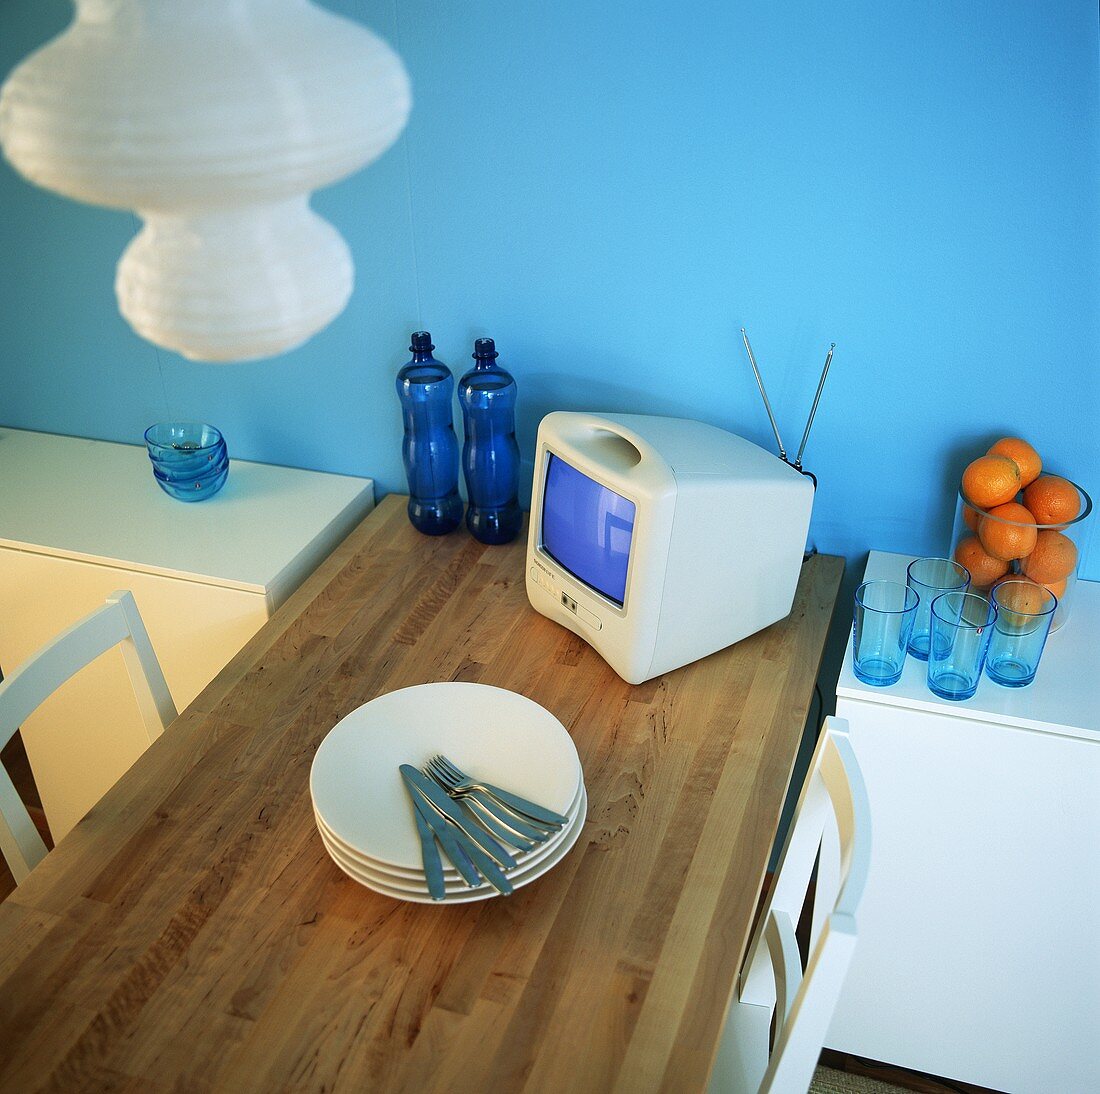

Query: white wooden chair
<box><xmin>710</xmin><ymin>717</ymin><xmax>872</xmax><ymax>1094</ymax></box>
<box><xmin>0</xmin><ymin>591</ymin><xmax>176</xmax><ymax>884</ymax></box>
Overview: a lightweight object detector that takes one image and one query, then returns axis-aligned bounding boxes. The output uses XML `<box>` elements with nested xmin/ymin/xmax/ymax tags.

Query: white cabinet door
<box><xmin>0</xmin><ymin>550</ymin><xmax>269</xmax><ymax>840</ymax></box>
<box><xmin>830</xmin><ymin>681</ymin><xmax>1100</xmax><ymax>1092</ymax></box>
<box><xmin>830</xmin><ymin>553</ymin><xmax>1100</xmax><ymax>1092</ymax></box>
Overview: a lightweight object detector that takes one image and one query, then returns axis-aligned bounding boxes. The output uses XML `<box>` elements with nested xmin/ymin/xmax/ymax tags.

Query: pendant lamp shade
<box><xmin>0</xmin><ymin>0</ymin><xmax>411</xmax><ymax>362</ymax></box>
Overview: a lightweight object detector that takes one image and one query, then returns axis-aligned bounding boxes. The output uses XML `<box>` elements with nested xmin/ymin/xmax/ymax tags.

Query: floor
<box><xmin>0</xmin><ymin>741</ymin><xmax>999</xmax><ymax>1094</ymax></box>
<box><xmin>817</xmin><ymin>1050</ymin><xmax>999</xmax><ymax>1094</ymax></box>
<box><xmin>0</xmin><ymin>730</ymin><xmax>52</xmax><ymax>896</ymax></box>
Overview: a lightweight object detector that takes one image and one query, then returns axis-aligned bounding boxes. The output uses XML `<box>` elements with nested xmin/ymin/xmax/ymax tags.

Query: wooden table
<box><xmin>0</xmin><ymin>496</ymin><xmax>842</xmax><ymax>1092</ymax></box>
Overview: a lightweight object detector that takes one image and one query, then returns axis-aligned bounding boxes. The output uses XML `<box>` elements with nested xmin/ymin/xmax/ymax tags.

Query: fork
<box><xmin>424</xmin><ymin>764</ymin><xmax>545</xmax><ymax>851</ymax></box>
<box><xmin>424</xmin><ymin>756</ymin><xmax>554</xmax><ymax>844</ymax></box>
<box><xmin>427</xmin><ymin>754</ymin><xmax>569</xmax><ymax>828</ymax></box>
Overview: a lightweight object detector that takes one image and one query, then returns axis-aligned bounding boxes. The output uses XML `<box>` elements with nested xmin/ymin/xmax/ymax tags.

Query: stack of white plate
<box><xmin>310</xmin><ymin>682</ymin><xmax>586</xmax><ymax>904</ymax></box>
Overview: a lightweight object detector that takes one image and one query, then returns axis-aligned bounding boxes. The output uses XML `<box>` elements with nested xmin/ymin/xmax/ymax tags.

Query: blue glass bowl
<box><xmin>145</xmin><ymin>421</ymin><xmax>229</xmax><ymax>501</ymax></box>
<box><xmin>149</xmin><ymin>442</ymin><xmax>228</xmax><ymax>481</ymax></box>
<box><xmin>151</xmin><ymin>460</ymin><xmax>229</xmax><ymax>502</ymax></box>
<box><xmin>147</xmin><ymin>431</ymin><xmax>224</xmax><ymax>459</ymax></box>
<box><xmin>151</xmin><ymin>450</ymin><xmax>228</xmax><ymax>485</ymax></box>
<box><xmin>145</xmin><ymin>421</ymin><xmax>223</xmax><ymax>456</ymax></box>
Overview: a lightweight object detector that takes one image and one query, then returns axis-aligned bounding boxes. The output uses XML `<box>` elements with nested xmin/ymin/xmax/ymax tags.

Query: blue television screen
<box><xmin>541</xmin><ymin>454</ymin><xmax>636</xmax><ymax>606</ymax></box>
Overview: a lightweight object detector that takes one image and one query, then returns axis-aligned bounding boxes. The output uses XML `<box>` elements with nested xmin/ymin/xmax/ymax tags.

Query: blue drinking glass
<box><xmin>906</xmin><ymin>557</ymin><xmax>970</xmax><ymax>660</ymax></box>
<box><xmin>986</xmin><ymin>580</ymin><xmax>1057</xmax><ymax>688</ymax></box>
<box><xmin>927</xmin><ymin>591</ymin><xmax>997</xmax><ymax>701</ymax></box>
<box><xmin>852</xmin><ymin>580</ymin><xmax>919</xmax><ymax>687</ymax></box>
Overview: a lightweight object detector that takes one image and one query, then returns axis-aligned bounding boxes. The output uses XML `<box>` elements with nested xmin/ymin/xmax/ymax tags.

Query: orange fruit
<box><xmin>963</xmin><ymin>505</ymin><xmax>980</xmax><ymax>532</ymax></box>
<box><xmin>977</xmin><ymin>502</ymin><xmax>1037</xmax><ymax>561</ymax></box>
<box><xmin>1042</xmin><ymin>577</ymin><xmax>1068</xmax><ymax>600</ymax></box>
<box><xmin>961</xmin><ymin>454</ymin><xmax>1021</xmax><ymax>508</ymax></box>
<box><xmin>991</xmin><ymin>575</ymin><xmax>1048</xmax><ymax>614</ymax></box>
<box><xmin>1022</xmin><ymin>475</ymin><xmax>1081</xmax><ymax>526</ymax></box>
<box><xmin>954</xmin><ymin>534</ymin><xmax>1010</xmax><ymax>587</ymax></box>
<box><xmin>1022</xmin><ymin>530</ymin><xmax>1077</xmax><ymax>583</ymax></box>
<box><xmin>988</xmin><ymin>437</ymin><xmax>1042</xmax><ymax>488</ymax></box>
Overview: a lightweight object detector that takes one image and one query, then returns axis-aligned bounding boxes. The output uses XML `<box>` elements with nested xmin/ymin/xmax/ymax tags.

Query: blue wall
<box><xmin>2</xmin><ymin>1</ymin><xmax>1098</xmax><ymax>604</ymax></box>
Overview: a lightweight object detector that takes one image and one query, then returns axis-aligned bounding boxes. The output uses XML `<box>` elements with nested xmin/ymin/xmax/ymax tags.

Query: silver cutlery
<box><xmin>448</xmin><ymin>793</ymin><xmax>540</xmax><ymax>852</ymax></box>
<box><xmin>404</xmin><ymin>778</ymin><xmax>447</xmax><ymax>900</ymax></box>
<box><xmin>402</xmin><ymin>767</ymin><xmax>497</xmax><ymax>890</ymax></box>
<box><xmin>427</xmin><ymin>754</ymin><xmax>569</xmax><ymax>828</ymax></box>
<box><xmin>400</xmin><ymin>765</ymin><xmax>517</xmax><ymax>871</ymax></box>
<box><xmin>440</xmin><ymin>822</ymin><xmax>513</xmax><ymax>895</ymax></box>
<box><xmin>414</xmin><ymin>790</ymin><xmax>482</xmax><ymax>887</ymax></box>
<box><xmin>425</xmin><ymin>758</ymin><xmax>553</xmax><ymax>844</ymax></box>
<box><xmin>396</xmin><ymin>756</ymin><xmax>570</xmax><ymax>900</ymax></box>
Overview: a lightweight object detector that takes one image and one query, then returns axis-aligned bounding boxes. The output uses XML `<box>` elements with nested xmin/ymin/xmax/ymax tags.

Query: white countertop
<box><xmin>836</xmin><ymin>550</ymin><xmax>1099</xmax><ymax>739</ymax></box>
<box><xmin>0</xmin><ymin>428</ymin><xmax>374</xmax><ymax>596</ymax></box>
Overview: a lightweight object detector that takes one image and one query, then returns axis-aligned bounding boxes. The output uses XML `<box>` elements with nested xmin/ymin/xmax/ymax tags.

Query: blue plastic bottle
<box><xmin>395</xmin><ymin>331</ymin><xmax>463</xmax><ymax>535</ymax></box>
<box><xmin>458</xmin><ymin>337</ymin><xmax>522</xmax><ymax>545</ymax></box>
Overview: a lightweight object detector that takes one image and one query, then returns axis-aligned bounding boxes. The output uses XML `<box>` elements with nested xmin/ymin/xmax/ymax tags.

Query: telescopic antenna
<box><xmin>740</xmin><ymin>327</ymin><xmax>787</xmax><ymax>461</ymax></box>
<box><xmin>793</xmin><ymin>342</ymin><xmax>835</xmax><ymax>470</ymax></box>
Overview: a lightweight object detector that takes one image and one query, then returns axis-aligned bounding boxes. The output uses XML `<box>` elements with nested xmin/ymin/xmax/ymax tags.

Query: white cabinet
<box><xmin>0</xmin><ymin>428</ymin><xmax>374</xmax><ymax>840</ymax></box>
<box><xmin>829</xmin><ymin>551</ymin><xmax>1100</xmax><ymax>1094</ymax></box>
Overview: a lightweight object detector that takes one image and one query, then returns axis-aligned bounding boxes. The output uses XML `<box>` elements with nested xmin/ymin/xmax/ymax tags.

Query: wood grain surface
<box><xmin>0</xmin><ymin>495</ymin><xmax>842</xmax><ymax>1093</ymax></box>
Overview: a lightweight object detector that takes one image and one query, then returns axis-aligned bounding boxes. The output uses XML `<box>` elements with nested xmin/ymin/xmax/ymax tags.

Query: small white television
<box><xmin>525</xmin><ymin>412</ymin><xmax>814</xmax><ymax>684</ymax></box>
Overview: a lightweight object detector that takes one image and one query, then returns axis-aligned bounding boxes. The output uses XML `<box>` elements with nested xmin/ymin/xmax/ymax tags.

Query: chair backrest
<box><xmin>710</xmin><ymin>717</ymin><xmax>871</xmax><ymax>1094</ymax></box>
<box><xmin>0</xmin><ymin>590</ymin><xmax>176</xmax><ymax>885</ymax></box>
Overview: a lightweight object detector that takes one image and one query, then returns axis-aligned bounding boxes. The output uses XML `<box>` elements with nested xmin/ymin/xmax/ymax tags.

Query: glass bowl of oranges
<box><xmin>951</xmin><ymin>438</ymin><xmax>1091</xmax><ymax>631</ymax></box>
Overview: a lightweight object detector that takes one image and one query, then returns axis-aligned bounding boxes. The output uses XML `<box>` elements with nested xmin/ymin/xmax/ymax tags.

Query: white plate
<box><xmin>314</xmin><ymin>782</ymin><xmax>583</xmax><ymax>893</ymax></box>
<box><xmin>320</xmin><ymin>788</ymin><xmax>588</xmax><ymax>904</ymax></box>
<box><xmin>310</xmin><ymin>683</ymin><xmax>581</xmax><ymax>870</ymax></box>
<box><xmin>312</xmin><ymin>777</ymin><xmax>584</xmax><ymax>880</ymax></box>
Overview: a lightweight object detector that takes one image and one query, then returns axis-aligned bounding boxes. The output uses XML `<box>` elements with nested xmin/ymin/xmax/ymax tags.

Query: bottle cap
<box><xmin>409</xmin><ymin>331</ymin><xmax>434</xmax><ymax>353</ymax></box>
<box><xmin>472</xmin><ymin>337</ymin><xmax>498</xmax><ymax>360</ymax></box>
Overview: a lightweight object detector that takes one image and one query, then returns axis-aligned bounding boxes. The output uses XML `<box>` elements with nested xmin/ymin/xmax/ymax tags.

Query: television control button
<box><xmin>529</xmin><ymin>566</ymin><xmax>599</xmax><ymax>629</ymax></box>
<box><xmin>576</xmin><ymin>603</ymin><xmax>602</xmax><ymax>631</ymax></box>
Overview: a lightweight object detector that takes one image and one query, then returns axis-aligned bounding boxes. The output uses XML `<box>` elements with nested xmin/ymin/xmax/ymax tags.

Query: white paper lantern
<box><xmin>0</xmin><ymin>0</ymin><xmax>411</xmax><ymax>362</ymax></box>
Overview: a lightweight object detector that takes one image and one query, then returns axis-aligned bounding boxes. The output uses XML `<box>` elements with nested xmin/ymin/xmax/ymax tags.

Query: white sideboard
<box><xmin>0</xmin><ymin>428</ymin><xmax>374</xmax><ymax>840</ymax></box>
<box><xmin>829</xmin><ymin>550</ymin><xmax>1099</xmax><ymax>1094</ymax></box>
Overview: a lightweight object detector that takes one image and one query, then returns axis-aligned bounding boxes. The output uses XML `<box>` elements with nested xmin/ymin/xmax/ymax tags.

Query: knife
<box><xmin>403</xmin><ymin>775</ymin><xmax>513</xmax><ymax>895</ymax></box>
<box><xmin>408</xmin><ymin>782</ymin><xmax>481</xmax><ymax>888</ymax></box>
<box><xmin>402</xmin><ymin>767</ymin><xmax>480</xmax><ymax>887</ymax></box>
<box><xmin>403</xmin><ymin>776</ymin><xmax>446</xmax><ymax>901</ymax></box>
<box><xmin>443</xmin><ymin>823</ymin><xmax>513</xmax><ymax>896</ymax></box>
<box><xmin>400</xmin><ymin>765</ymin><xmax>517</xmax><ymax>870</ymax></box>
